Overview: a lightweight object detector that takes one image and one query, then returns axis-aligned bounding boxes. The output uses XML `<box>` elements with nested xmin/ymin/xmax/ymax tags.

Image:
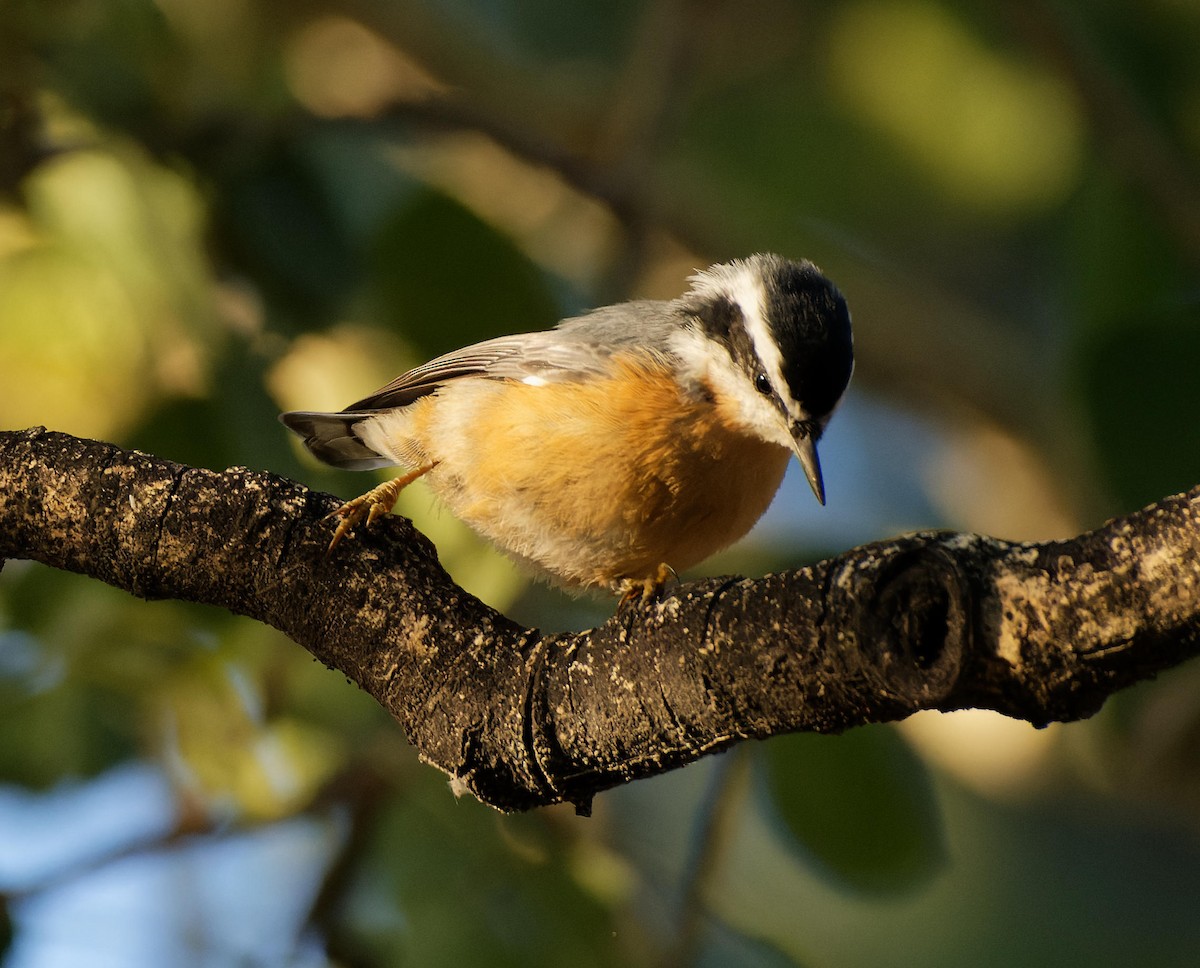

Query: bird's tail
<box><xmin>279</xmin><ymin>411</ymin><xmax>394</xmax><ymax>470</ymax></box>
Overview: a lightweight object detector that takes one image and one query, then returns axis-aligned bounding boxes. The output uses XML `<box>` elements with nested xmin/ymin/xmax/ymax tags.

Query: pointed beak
<box><xmin>790</xmin><ymin>425</ymin><xmax>825</xmax><ymax>506</ymax></box>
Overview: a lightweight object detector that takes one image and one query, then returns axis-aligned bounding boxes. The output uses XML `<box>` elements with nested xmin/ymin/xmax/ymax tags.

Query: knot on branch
<box><xmin>828</xmin><ymin>537</ymin><xmax>970</xmax><ymax>714</ymax></box>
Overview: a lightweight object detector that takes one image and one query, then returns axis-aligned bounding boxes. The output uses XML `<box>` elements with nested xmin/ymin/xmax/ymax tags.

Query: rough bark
<box><xmin>2</xmin><ymin>427</ymin><xmax>1199</xmax><ymax>813</ymax></box>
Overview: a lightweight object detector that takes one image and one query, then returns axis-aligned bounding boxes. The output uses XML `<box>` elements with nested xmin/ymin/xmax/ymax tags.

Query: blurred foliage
<box><xmin>1</xmin><ymin>0</ymin><xmax>1200</xmax><ymax>965</ymax></box>
<box><xmin>368</xmin><ymin>189</ymin><xmax>564</xmax><ymax>352</ymax></box>
<box><xmin>762</xmin><ymin>726</ymin><xmax>944</xmax><ymax>893</ymax></box>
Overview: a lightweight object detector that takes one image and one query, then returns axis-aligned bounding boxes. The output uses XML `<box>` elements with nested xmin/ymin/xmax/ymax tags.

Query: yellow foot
<box><xmin>616</xmin><ymin>562</ymin><xmax>678</xmax><ymax>610</ymax></box>
<box><xmin>324</xmin><ymin>462</ymin><xmax>437</xmax><ymax>552</ymax></box>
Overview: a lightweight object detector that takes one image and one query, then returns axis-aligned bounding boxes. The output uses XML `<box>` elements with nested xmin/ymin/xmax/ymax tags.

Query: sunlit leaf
<box><xmin>155</xmin><ymin>652</ymin><xmax>345</xmax><ymax>821</ymax></box>
<box><xmin>827</xmin><ymin>1</ymin><xmax>1082</xmax><ymax>214</ymax></box>
<box><xmin>0</xmin><ymin>144</ymin><xmax>217</xmax><ymax>439</ymax></box>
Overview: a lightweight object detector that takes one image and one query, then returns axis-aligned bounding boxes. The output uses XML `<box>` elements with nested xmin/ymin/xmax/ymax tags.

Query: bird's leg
<box><xmin>324</xmin><ymin>462</ymin><xmax>438</xmax><ymax>552</ymax></box>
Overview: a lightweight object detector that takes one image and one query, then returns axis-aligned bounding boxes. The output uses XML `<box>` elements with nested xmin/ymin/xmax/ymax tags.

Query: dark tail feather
<box><xmin>278</xmin><ymin>411</ymin><xmax>393</xmax><ymax>470</ymax></box>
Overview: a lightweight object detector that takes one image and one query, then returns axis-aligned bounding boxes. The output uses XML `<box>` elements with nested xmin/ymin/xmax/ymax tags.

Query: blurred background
<box><xmin>1</xmin><ymin>0</ymin><xmax>1199</xmax><ymax>964</ymax></box>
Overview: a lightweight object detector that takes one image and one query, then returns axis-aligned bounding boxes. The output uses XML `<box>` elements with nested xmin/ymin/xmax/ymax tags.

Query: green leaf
<box><xmin>695</xmin><ymin>919</ymin><xmax>804</xmax><ymax>968</ymax></box>
<box><xmin>217</xmin><ymin>145</ymin><xmax>362</xmax><ymax>320</ymax></box>
<box><xmin>368</xmin><ymin>189</ymin><xmax>562</xmax><ymax>356</ymax></box>
<box><xmin>0</xmin><ymin>673</ymin><xmax>136</xmax><ymax>788</ymax></box>
<box><xmin>1077</xmin><ymin>309</ymin><xmax>1200</xmax><ymax>511</ymax></box>
<box><xmin>761</xmin><ymin>726</ymin><xmax>944</xmax><ymax>893</ymax></box>
<box><xmin>341</xmin><ymin>776</ymin><xmax>629</xmax><ymax>968</ymax></box>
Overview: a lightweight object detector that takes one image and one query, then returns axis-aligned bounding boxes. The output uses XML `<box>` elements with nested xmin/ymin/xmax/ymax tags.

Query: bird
<box><xmin>281</xmin><ymin>253</ymin><xmax>854</xmax><ymax>600</ymax></box>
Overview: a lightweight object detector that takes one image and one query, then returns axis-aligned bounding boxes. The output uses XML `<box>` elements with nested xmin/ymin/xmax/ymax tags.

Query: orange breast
<box><xmin>399</xmin><ymin>355</ymin><xmax>792</xmax><ymax>590</ymax></box>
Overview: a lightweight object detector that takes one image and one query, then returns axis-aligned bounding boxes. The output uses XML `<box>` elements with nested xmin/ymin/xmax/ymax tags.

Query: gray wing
<box><xmin>342</xmin><ymin>299</ymin><xmax>682</xmax><ymax>412</ymax></box>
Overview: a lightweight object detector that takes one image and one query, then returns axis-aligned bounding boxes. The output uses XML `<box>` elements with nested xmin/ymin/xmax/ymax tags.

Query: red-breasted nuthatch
<box><xmin>281</xmin><ymin>254</ymin><xmax>854</xmax><ymax>599</ymax></box>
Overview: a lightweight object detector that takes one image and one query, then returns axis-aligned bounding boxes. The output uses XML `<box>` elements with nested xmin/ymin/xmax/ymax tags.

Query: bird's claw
<box><xmin>616</xmin><ymin>563</ymin><xmax>678</xmax><ymax>612</ymax></box>
<box><xmin>321</xmin><ymin>464</ymin><xmax>437</xmax><ymax>553</ymax></box>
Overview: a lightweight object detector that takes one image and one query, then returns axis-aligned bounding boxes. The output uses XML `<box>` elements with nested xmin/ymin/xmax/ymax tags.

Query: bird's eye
<box><xmin>754</xmin><ymin>372</ymin><xmax>772</xmax><ymax>395</ymax></box>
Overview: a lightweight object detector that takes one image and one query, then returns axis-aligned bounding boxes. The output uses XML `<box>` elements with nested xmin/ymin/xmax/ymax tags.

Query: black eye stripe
<box><xmin>691</xmin><ymin>294</ymin><xmax>759</xmax><ymax>381</ymax></box>
<box><xmin>694</xmin><ymin>296</ymin><xmax>741</xmax><ymax>337</ymax></box>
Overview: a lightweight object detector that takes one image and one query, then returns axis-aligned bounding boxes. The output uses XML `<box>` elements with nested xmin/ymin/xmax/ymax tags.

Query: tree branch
<box><xmin>3</xmin><ymin>428</ymin><xmax>1199</xmax><ymax>813</ymax></box>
